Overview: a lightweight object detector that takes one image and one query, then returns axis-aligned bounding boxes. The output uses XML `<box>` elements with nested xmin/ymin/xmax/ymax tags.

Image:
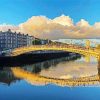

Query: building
<box><xmin>0</xmin><ymin>29</ymin><xmax>34</xmax><ymax>50</ymax></box>
<box><xmin>41</xmin><ymin>39</ymin><xmax>50</xmax><ymax>45</ymax></box>
<box><xmin>27</xmin><ymin>35</ymin><xmax>34</xmax><ymax>46</ymax></box>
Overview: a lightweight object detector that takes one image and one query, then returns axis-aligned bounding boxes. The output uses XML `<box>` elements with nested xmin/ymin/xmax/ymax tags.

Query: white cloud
<box><xmin>0</xmin><ymin>23</ymin><xmax>19</xmax><ymax>32</ymax></box>
<box><xmin>52</xmin><ymin>14</ymin><xmax>73</xmax><ymax>26</ymax></box>
<box><xmin>0</xmin><ymin>15</ymin><xmax>100</xmax><ymax>39</ymax></box>
<box><xmin>76</xmin><ymin>19</ymin><xmax>90</xmax><ymax>27</ymax></box>
<box><xmin>94</xmin><ymin>22</ymin><xmax>100</xmax><ymax>29</ymax></box>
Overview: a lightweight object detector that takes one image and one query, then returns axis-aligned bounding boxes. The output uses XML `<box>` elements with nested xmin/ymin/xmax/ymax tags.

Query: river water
<box><xmin>0</xmin><ymin>54</ymin><xmax>100</xmax><ymax>100</ymax></box>
<box><xmin>0</xmin><ymin>39</ymin><xmax>100</xmax><ymax>100</ymax></box>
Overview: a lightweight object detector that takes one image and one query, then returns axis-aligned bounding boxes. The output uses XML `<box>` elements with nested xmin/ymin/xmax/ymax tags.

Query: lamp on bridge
<box><xmin>86</xmin><ymin>40</ymin><xmax>90</xmax><ymax>49</ymax></box>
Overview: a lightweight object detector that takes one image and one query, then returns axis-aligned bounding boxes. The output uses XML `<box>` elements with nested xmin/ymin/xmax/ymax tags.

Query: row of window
<box><xmin>0</xmin><ymin>31</ymin><xmax>34</xmax><ymax>49</ymax></box>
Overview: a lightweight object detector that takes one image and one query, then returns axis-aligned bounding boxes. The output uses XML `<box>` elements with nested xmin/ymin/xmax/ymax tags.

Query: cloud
<box><xmin>52</xmin><ymin>14</ymin><xmax>73</xmax><ymax>26</ymax></box>
<box><xmin>94</xmin><ymin>22</ymin><xmax>100</xmax><ymax>29</ymax></box>
<box><xmin>76</xmin><ymin>19</ymin><xmax>90</xmax><ymax>27</ymax></box>
<box><xmin>0</xmin><ymin>23</ymin><xmax>19</xmax><ymax>32</ymax></box>
<box><xmin>0</xmin><ymin>15</ymin><xmax>100</xmax><ymax>39</ymax></box>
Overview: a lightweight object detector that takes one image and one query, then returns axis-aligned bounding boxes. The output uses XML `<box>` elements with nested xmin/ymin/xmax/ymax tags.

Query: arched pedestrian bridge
<box><xmin>11</xmin><ymin>43</ymin><xmax>100</xmax><ymax>59</ymax></box>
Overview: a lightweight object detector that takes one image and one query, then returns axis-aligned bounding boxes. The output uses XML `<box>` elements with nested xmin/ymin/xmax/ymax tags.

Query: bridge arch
<box><xmin>11</xmin><ymin>44</ymin><xmax>100</xmax><ymax>59</ymax></box>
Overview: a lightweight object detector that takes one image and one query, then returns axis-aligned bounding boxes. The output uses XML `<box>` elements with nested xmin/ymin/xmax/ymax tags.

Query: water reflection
<box><xmin>0</xmin><ymin>54</ymin><xmax>80</xmax><ymax>85</ymax></box>
<box><xmin>0</xmin><ymin>54</ymin><xmax>100</xmax><ymax>87</ymax></box>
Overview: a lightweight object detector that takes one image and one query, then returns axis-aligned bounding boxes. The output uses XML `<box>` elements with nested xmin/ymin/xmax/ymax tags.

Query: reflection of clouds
<box><xmin>60</xmin><ymin>75</ymin><xmax>72</xmax><ymax>79</ymax></box>
<box><xmin>80</xmin><ymin>74</ymin><xmax>91</xmax><ymax>77</ymax></box>
<box><xmin>40</xmin><ymin>60</ymin><xmax>98</xmax><ymax>79</ymax></box>
<box><xmin>27</xmin><ymin>80</ymin><xmax>47</xmax><ymax>86</ymax></box>
<box><xmin>12</xmin><ymin>67</ymin><xmax>100</xmax><ymax>87</ymax></box>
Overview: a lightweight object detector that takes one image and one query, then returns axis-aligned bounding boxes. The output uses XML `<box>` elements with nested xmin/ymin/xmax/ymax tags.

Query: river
<box><xmin>0</xmin><ymin>52</ymin><xmax>100</xmax><ymax>100</ymax></box>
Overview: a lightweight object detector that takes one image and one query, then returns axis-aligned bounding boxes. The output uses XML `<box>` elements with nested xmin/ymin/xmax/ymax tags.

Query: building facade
<box><xmin>41</xmin><ymin>39</ymin><xmax>50</xmax><ymax>45</ymax></box>
<box><xmin>0</xmin><ymin>29</ymin><xmax>34</xmax><ymax>50</ymax></box>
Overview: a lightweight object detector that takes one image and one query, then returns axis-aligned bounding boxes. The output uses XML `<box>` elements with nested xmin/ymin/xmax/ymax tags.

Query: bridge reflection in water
<box><xmin>0</xmin><ymin>54</ymin><xmax>100</xmax><ymax>87</ymax></box>
<box><xmin>10</xmin><ymin>57</ymin><xmax>100</xmax><ymax>87</ymax></box>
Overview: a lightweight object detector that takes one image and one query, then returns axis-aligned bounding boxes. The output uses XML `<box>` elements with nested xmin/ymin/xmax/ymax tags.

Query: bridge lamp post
<box><xmin>86</xmin><ymin>40</ymin><xmax>90</xmax><ymax>49</ymax></box>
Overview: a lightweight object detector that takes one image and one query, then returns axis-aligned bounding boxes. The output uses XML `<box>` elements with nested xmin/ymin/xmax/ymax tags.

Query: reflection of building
<box><xmin>0</xmin><ymin>29</ymin><xmax>34</xmax><ymax>50</ymax></box>
<box><xmin>0</xmin><ymin>67</ymin><xmax>19</xmax><ymax>85</ymax></box>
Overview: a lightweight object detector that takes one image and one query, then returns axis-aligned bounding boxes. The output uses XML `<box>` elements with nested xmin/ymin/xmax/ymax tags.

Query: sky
<box><xmin>0</xmin><ymin>0</ymin><xmax>100</xmax><ymax>39</ymax></box>
<box><xmin>0</xmin><ymin>0</ymin><xmax>99</xmax><ymax>25</ymax></box>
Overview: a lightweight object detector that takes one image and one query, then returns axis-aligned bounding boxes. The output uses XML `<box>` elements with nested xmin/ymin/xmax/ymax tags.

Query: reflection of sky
<box><xmin>40</xmin><ymin>57</ymin><xmax>98</xmax><ymax>79</ymax></box>
<box><xmin>76</xmin><ymin>56</ymin><xmax>98</xmax><ymax>63</ymax></box>
<box><xmin>1</xmin><ymin>80</ymin><xmax>100</xmax><ymax>100</ymax></box>
<box><xmin>0</xmin><ymin>57</ymin><xmax>100</xmax><ymax>100</ymax></box>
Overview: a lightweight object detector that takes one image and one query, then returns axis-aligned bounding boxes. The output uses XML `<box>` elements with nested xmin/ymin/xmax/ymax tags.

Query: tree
<box><xmin>32</xmin><ymin>39</ymin><xmax>41</xmax><ymax>45</ymax></box>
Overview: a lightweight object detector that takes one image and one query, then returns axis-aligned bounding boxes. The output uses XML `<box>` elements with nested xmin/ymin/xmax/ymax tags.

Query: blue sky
<box><xmin>0</xmin><ymin>0</ymin><xmax>99</xmax><ymax>25</ymax></box>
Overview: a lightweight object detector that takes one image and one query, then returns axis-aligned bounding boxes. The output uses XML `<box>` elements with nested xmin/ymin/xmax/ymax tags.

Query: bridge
<box><xmin>11</xmin><ymin>67</ymin><xmax>100</xmax><ymax>87</ymax></box>
<box><xmin>11</xmin><ymin>43</ymin><xmax>100</xmax><ymax>59</ymax></box>
<box><xmin>8</xmin><ymin>41</ymin><xmax>100</xmax><ymax>87</ymax></box>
